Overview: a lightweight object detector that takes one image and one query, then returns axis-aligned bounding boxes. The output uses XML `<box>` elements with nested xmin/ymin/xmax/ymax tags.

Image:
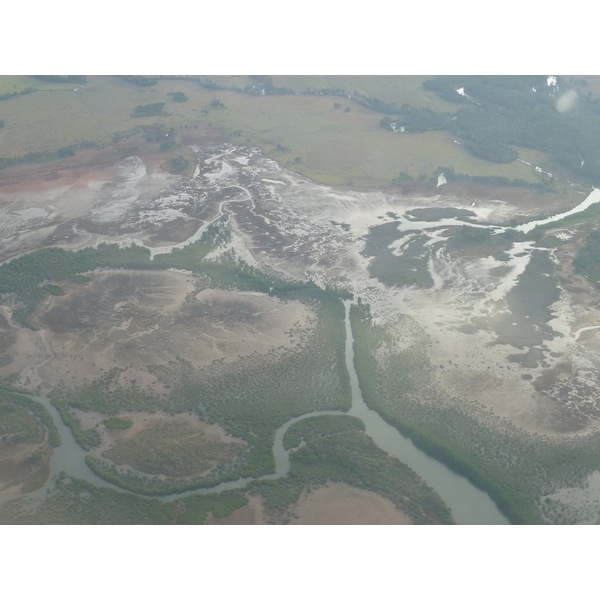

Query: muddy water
<box><xmin>341</xmin><ymin>301</ymin><xmax>509</xmax><ymax>525</ymax></box>
<box><xmin>25</xmin><ymin>396</ymin><xmax>126</xmax><ymax>498</ymax></box>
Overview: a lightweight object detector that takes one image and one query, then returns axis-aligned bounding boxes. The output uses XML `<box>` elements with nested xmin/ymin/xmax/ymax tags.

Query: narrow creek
<box><xmin>24</xmin><ymin>303</ymin><xmax>509</xmax><ymax>523</ymax></box>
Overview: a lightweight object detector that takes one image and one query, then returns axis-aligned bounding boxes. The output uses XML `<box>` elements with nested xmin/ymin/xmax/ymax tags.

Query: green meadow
<box><xmin>0</xmin><ymin>75</ymin><xmax>555</xmax><ymax>189</ymax></box>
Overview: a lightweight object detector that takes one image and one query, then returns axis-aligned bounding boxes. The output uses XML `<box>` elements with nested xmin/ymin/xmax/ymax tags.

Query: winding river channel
<box><xmin>25</xmin><ymin>302</ymin><xmax>508</xmax><ymax>524</ymax></box>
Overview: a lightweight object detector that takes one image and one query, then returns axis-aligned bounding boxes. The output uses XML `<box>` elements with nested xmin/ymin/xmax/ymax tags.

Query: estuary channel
<box><xmin>27</xmin><ymin>301</ymin><xmax>508</xmax><ymax>524</ymax></box>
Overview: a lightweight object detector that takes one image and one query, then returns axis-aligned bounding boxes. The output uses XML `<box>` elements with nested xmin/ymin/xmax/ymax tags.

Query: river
<box><xmin>9</xmin><ymin>159</ymin><xmax>600</xmax><ymax>523</ymax></box>
<box><xmin>342</xmin><ymin>301</ymin><xmax>508</xmax><ymax>524</ymax></box>
<box><xmin>24</xmin><ymin>302</ymin><xmax>508</xmax><ymax>524</ymax></box>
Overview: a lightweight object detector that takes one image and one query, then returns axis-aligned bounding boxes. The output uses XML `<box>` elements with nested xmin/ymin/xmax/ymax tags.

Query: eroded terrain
<box><xmin>12</xmin><ymin>269</ymin><xmax>310</xmax><ymax>395</ymax></box>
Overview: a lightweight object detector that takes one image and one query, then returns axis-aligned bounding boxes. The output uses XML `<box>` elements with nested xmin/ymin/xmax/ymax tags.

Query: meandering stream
<box><xmin>24</xmin><ymin>302</ymin><xmax>508</xmax><ymax>524</ymax></box>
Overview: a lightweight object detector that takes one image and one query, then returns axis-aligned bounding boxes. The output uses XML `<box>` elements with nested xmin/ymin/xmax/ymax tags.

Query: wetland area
<box><xmin>4</xmin><ymin>75</ymin><xmax>600</xmax><ymax>525</ymax></box>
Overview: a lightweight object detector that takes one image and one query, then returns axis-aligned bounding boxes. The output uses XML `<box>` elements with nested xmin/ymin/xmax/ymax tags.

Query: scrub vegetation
<box><xmin>103</xmin><ymin>417</ymin><xmax>133</xmax><ymax>430</ymax></box>
<box><xmin>0</xmin><ymin>387</ymin><xmax>60</xmax><ymax>446</ymax></box>
<box><xmin>251</xmin><ymin>414</ymin><xmax>454</xmax><ymax>525</ymax></box>
<box><xmin>0</xmin><ymin>221</ymin><xmax>227</xmax><ymax>328</ymax></box>
<box><xmin>132</xmin><ymin>103</ymin><xmax>167</xmax><ymax>118</ymax></box>
<box><xmin>0</xmin><ymin>401</ymin><xmax>45</xmax><ymax>444</ymax></box>
<box><xmin>574</xmin><ymin>230</ymin><xmax>600</xmax><ymax>285</ymax></box>
<box><xmin>5</xmin><ymin>75</ymin><xmax>600</xmax><ymax>525</ymax></box>
<box><xmin>78</xmin><ymin>295</ymin><xmax>351</xmax><ymax>494</ymax></box>
<box><xmin>349</xmin><ymin>303</ymin><xmax>600</xmax><ymax>524</ymax></box>
<box><xmin>0</xmin><ymin>222</ymin><xmax>351</xmax><ymax>492</ymax></box>
<box><xmin>0</xmin><ymin>472</ymin><xmax>248</xmax><ymax>525</ymax></box>
<box><xmin>101</xmin><ymin>420</ymin><xmax>242</xmax><ymax>477</ymax></box>
<box><xmin>51</xmin><ymin>399</ymin><xmax>101</xmax><ymax>450</ymax></box>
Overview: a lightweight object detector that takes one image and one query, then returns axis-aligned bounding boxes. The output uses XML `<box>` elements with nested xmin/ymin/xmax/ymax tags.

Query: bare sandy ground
<box><xmin>287</xmin><ymin>482</ymin><xmax>413</xmax><ymax>525</ymax></box>
<box><xmin>0</xmin><ymin>152</ymin><xmax>178</xmax><ymax>263</ymax></box>
<box><xmin>206</xmin><ymin>483</ymin><xmax>413</xmax><ymax>525</ymax></box>
<box><xmin>6</xmin><ymin>270</ymin><xmax>312</xmax><ymax>394</ymax></box>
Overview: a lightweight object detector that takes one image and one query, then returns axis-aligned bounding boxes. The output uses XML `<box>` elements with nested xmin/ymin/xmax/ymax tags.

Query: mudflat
<box><xmin>287</xmin><ymin>482</ymin><xmax>413</xmax><ymax>525</ymax></box>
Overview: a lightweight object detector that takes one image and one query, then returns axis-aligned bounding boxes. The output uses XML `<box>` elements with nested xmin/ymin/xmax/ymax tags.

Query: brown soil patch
<box><xmin>0</xmin><ymin>150</ymin><xmax>177</xmax><ymax>263</ymax></box>
<box><xmin>0</xmin><ymin>439</ymin><xmax>52</xmax><ymax>500</ymax></box>
<box><xmin>0</xmin><ymin>147</ymin><xmax>122</xmax><ymax>193</ymax></box>
<box><xmin>439</xmin><ymin>367</ymin><xmax>580</xmax><ymax>434</ymax></box>
<box><xmin>17</xmin><ymin>270</ymin><xmax>312</xmax><ymax>393</ymax></box>
<box><xmin>0</xmin><ymin>125</ymin><xmax>224</xmax><ymax>195</ymax></box>
<box><xmin>287</xmin><ymin>482</ymin><xmax>413</xmax><ymax>525</ymax></box>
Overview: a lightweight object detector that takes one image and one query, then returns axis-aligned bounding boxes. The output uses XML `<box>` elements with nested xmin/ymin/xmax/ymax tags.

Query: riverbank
<box><xmin>1</xmin><ymin>303</ymin><xmax>467</xmax><ymax>524</ymax></box>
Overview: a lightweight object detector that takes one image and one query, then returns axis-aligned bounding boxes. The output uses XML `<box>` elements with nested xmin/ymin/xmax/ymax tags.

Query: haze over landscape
<box><xmin>3</xmin><ymin>74</ymin><xmax>600</xmax><ymax>525</ymax></box>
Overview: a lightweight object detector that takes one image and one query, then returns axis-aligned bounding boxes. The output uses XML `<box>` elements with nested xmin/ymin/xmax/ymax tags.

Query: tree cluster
<box><xmin>378</xmin><ymin>76</ymin><xmax>600</xmax><ymax>182</ymax></box>
<box><xmin>0</xmin><ymin>145</ymin><xmax>78</xmax><ymax>171</ymax></box>
<box><xmin>132</xmin><ymin>102</ymin><xmax>167</xmax><ymax>118</ymax></box>
<box><xmin>0</xmin><ymin>87</ymin><xmax>36</xmax><ymax>102</ymax></box>
<box><xmin>573</xmin><ymin>230</ymin><xmax>600</xmax><ymax>285</ymax></box>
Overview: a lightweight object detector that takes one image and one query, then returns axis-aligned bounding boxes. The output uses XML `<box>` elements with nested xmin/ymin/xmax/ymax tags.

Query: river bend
<box><xmin>25</xmin><ymin>302</ymin><xmax>508</xmax><ymax>524</ymax></box>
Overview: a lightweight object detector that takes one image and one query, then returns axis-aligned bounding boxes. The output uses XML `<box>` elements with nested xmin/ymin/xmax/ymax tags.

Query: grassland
<box><xmin>271</xmin><ymin>75</ymin><xmax>460</xmax><ymax>111</ymax></box>
<box><xmin>101</xmin><ymin>420</ymin><xmax>242</xmax><ymax>477</ymax></box>
<box><xmin>0</xmin><ymin>76</ymin><xmax>79</xmax><ymax>95</ymax></box>
<box><xmin>0</xmin><ymin>75</ymin><xmax>552</xmax><ymax>190</ymax></box>
<box><xmin>180</xmin><ymin>90</ymin><xmax>542</xmax><ymax>187</ymax></box>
